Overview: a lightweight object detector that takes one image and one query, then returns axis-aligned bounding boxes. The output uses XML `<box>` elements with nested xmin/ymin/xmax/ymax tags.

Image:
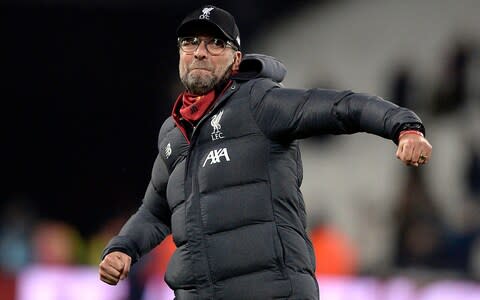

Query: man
<box><xmin>99</xmin><ymin>5</ymin><xmax>432</xmax><ymax>299</ymax></box>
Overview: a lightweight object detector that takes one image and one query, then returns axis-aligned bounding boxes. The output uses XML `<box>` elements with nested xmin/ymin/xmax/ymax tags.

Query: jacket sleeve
<box><xmin>101</xmin><ymin>132</ymin><xmax>172</xmax><ymax>264</ymax></box>
<box><xmin>249</xmin><ymin>79</ymin><xmax>424</xmax><ymax>143</ymax></box>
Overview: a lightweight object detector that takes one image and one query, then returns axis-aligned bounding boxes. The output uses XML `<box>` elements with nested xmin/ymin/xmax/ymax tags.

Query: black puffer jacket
<box><xmin>103</xmin><ymin>54</ymin><xmax>424</xmax><ymax>299</ymax></box>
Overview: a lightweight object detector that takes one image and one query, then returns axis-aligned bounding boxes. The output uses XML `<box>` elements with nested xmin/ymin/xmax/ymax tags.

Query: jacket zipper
<box><xmin>182</xmin><ymin>82</ymin><xmax>237</xmax><ymax>293</ymax></box>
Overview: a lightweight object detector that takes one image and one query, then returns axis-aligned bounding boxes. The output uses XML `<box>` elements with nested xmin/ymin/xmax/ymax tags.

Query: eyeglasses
<box><xmin>178</xmin><ymin>37</ymin><xmax>238</xmax><ymax>55</ymax></box>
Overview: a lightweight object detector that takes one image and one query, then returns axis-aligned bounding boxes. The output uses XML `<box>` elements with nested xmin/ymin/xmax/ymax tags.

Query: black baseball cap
<box><xmin>177</xmin><ymin>5</ymin><xmax>241</xmax><ymax>49</ymax></box>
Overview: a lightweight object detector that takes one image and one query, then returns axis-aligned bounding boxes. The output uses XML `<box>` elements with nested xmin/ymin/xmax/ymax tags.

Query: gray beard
<box><xmin>181</xmin><ymin>72</ymin><xmax>218</xmax><ymax>95</ymax></box>
<box><xmin>181</xmin><ymin>62</ymin><xmax>233</xmax><ymax>95</ymax></box>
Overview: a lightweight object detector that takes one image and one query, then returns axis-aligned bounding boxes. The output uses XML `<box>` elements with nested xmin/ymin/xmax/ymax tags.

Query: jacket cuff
<box><xmin>394</xmin><ymin>122</ymin><xmax>425</xmax><ymax>144</ymax></box>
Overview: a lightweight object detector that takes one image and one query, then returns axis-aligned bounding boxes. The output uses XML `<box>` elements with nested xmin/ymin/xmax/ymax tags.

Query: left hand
<box><xmin>396</xmin><ymin>133</ymin><xmax>432</xmax><ymax>167</ymax></box>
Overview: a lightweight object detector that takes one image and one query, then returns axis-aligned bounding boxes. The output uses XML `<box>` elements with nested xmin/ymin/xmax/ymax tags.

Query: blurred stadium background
<box><xmin>2</xmin><ymin>0</ymin><xmax>480</xmax><ymax>299</ymax></box>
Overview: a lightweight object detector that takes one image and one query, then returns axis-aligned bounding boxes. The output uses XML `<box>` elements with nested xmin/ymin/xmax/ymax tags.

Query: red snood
<box><xmin>179</xmin><ymin>90</ymin><xmax>217</xmax><ymax>123</ymax></box>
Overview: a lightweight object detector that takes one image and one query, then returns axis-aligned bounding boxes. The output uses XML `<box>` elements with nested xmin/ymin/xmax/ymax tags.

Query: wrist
<box><xmin>396</xmin><ymin>123</ymin><xmax>425</xmax><ymax>143</ymax></box>
<box><xmin>398</xmin><ymin>130</ymin><xmax>424</xmax><ymax>140</ymax></box>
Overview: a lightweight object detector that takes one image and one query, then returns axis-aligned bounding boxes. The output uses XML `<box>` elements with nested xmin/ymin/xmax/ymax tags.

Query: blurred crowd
<box><xmin>389</xmin><ymin>39</ymin><xmax>480</xmax><ymax>280</ymax></box>
<box><xmin>1</xmin><ymin>37</ymin><xmax>479</xmax><ymax>300</ymax></box>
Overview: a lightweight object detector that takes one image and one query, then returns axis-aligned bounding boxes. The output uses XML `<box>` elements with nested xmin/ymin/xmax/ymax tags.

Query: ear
<box><xmin>231</xmin><ymin>51</ymin><xmax>243</xmax><ymax>72</ymax></box>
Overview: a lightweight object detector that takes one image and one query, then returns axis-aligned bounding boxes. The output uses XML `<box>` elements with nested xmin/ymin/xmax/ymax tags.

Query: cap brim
<box><xmin>177</xmin><ymin>19</ymin><xmax>234</xmax><ymax>45</ymax></box>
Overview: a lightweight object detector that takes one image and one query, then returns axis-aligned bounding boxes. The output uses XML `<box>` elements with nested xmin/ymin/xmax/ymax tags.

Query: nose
<box><xmin>194</xmin><ymin>40</ymin><xmax>208</xmax><ymax>59</ymax></box>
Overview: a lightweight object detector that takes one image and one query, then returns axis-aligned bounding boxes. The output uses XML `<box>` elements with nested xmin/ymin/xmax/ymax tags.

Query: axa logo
<box><xmin>199</xmin><ymin>7</ymin><xmax>214</xmax><ymax>19</ymax></box>
<box><xmin>202</xmin><ymin>148</ymin><xmax>230</xmax><ymax>167</ymax></box>
<box><xmin>210</xmin><ymin>110</ymin><xmax>224</xmax><ymax>141</ymax></box>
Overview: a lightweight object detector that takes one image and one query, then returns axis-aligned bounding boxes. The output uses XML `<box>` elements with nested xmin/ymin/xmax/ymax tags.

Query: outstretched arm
<box><xmin>250</xmin><ymin>79</ymin><xmax>431</xmax><ymax>165</ymax></box>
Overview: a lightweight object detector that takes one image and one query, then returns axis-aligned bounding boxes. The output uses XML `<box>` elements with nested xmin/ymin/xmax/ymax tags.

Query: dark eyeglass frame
<box><xmin>178</xmin><ymin>36</ymin><xmax>238</xmax><ymax>55</ymax></box>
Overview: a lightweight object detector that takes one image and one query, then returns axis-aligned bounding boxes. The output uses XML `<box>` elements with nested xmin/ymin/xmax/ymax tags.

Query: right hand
<box><xmin>99</xmin><ymin>251</ymin><xmax>132</xmax><ymax>285</ymax></box>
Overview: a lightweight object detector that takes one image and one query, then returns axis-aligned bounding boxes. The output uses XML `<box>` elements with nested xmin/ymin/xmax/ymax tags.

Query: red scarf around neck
<box><xmin>178</xmin><ymin>79</ymin><xmax>234</xmax><ymax>124</ymax></box>
<box><xmin>179</xmin><ymin>90</ymin><xmax>217</xmax><ymax>123</ymax></box>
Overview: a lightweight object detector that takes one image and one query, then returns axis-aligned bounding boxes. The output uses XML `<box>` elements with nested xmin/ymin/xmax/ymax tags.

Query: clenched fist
<box><xmin>99</xmin><ymin>251</ymin><xmax>132</xmax><ymax>285</ymax></box>
<box><xmin>396</xmin><ymin>132</ymin><xmax>432</xmax><ymax>167</ymax></box>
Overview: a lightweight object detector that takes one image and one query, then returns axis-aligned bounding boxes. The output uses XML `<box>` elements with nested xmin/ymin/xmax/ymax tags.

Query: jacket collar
<box><xmin>171</xmin><ymin>80</ymin><xmax>240</xmax><ymax>143</ymax></box>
